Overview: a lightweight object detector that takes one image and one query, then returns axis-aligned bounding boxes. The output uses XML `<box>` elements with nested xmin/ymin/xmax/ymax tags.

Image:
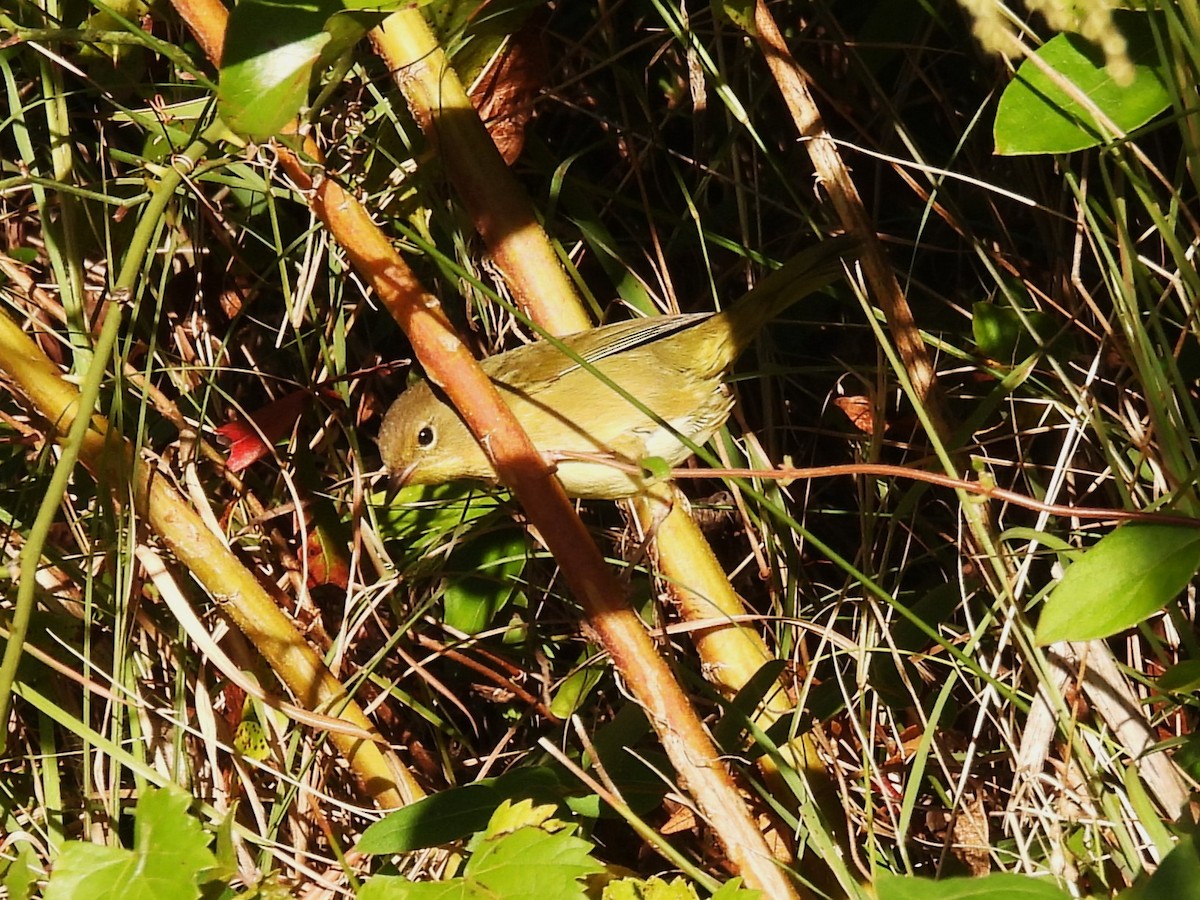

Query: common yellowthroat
<box><xmin>380</xmin><ymin>237</ymin><xmax>856</xmax><ymax>499</ymax></box>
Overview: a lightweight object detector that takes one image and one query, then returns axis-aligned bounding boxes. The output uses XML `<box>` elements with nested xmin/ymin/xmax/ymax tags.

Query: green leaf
<box><xmin>584</xmin><ymin>705</ymin><xmax>668</xmax><ymax>815</ymax></box>
<box><xmin>358</xmin><ymin>785</ymin><xmax>504</xmax><ymax>854</ymax></box>
<box><xmin>994</xmin><ymin>11</ymin><xmax>1171</xmax><ymax>155</ymax></box>
<box><xmin>234</xmin><ymin>719</ymin><xmax>271</xmax><ymax>761</ymax></box>
<box><xmin>603</xmin><ymin>875</ymin><xmax>701</xmax><ymax>899</ymax></box>
<box><xmin>376</xmin><ymin>483</ymin><xmax>506</xmax><ymax>571</ymax></box>
<box><xmin>711</xmin><ymin>880</ymin><xmax>760</xmax><ymax>900</ymax></box>
<box><xmin>0</xmin><ymin>840</ymin><xmax>39</xmax><ymax>900</ymax></box>
<box><xmin>218</xmin><ymin>0</ymin><xmax>337</xmax><ymax>139</ymax></box>
<box><xmin>1156</xmin><ymin>660</ymin><xmax>1200</xmax><ymax>693</ymax></box>
<box><xmin>359</xmin><ymin>821</ymin><xmax>600</xmax><ymax>900</ymax></box>
<box><xmin>1136</xmin><ymin>832</ymin><xmax>1200</xmax><ymax>900</ymax></box>
<box><xmin>44</xmin><ymin>786</ymin><xmax>216</xmax><ymax>900</ymax></box>
<box><xmin>972</xmin><ymin>302</ymin><xmax>1061</xmax><ymax>364</ymax></box>
<box><xmin>444</xmin><ymin>529</ymin><xmax>528</xmax><ymax>634</ymax></box>
<box><xmin>219</xmin><ymin>0</ymin><xmax>423</xmax><ymax>138</ymax></box>
<box><xmin>549</xmin><ymin>662</ymin><xmax>605</xmax><ymax>719</ymax></box>
<box><xmin>1035</xmin><ymin>525</ymin><xmax>1200</xmax><ymax>645</ymax></box>
<box><xmin>43</xmin><ymin>844</ymin><xmax>133</xmax><ymax>900</ymax></box>
<box><xmin>712</xmin><ymin>659</ymin><xmax>788</xmax><ymax>751</ymax></box>
<box><xmin>1173</xmin><ymin>734</ymin><xmax>1200</xmax><ymax>784</ymax></box>
<box><xmin>464</xmin><ymin>826</ymin><xmax>602</xmax><ymax>899</ymax></box>
<box><xmin>639</xmin><ymin>456</ymin><xmax>672</xmax><ymax>484</ymax></box>
<box><xmin>876</xmin><ymin>872</ymin><xmax>1072</xmax><ymax>900</ymax></box>
<box><xmin>358</xmin><ymin>875</ymin><xmax>480</xmax><ymax>899</ymax></box>
<box><xmin>713</xmin><ymin>0</ymin><xmax>756</xmax><ymax>34</ymax></box>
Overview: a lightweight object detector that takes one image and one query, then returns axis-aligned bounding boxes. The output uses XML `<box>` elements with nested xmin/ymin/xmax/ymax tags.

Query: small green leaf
<box><xmin>994</xmin><ymin>12</ymin><xmax>1171</xmax><ymax>155</ymax></box>
<box><xmin>972</xmin><ymin>302</ymin><xmax>1061</xmax><ymax>364</ymax></box>
<box><xmin>713</xmin><ymin>660</ymin><xmax>788</xmax><ymax>751</ymax></box>
<box><xmin>639</xmin><ymin>456</ymin><xmax>672</xmax><ymax>483</ymax></box>
<box><xmin>1173</xmin><ymin>734</ymin><xmax>1200</xmax><ymax>784</ymax></box>
<box><xmin>549</xmin><ymin>663</ymin><xmax>605</xmax><ymax>719</ymax></box>
<box><xmin>713</xmin><ymin>0</ymin><xmax>756</xmax><ymax>34</ymax></box>
<box><xmin>0</xmin><ymin>840</ymin><xmax>39</xmax><ymax>900</ymax></box>
<box><xmin>358</xmin><ymin>876</ymin><xmax>474</xmax><ymax>899</ymax></box>
<box><xmin>377</xmin><ymin>483</ymin><xmax>506</xmax><ymax>571</ymax></box>
<box><xmin>1035</xmin><ymin>525</ymin><xmax>1200</xmax><ymax>645</ymax></box>
<box><xmin>131</xmin><ymin>786</ymin><xmax>218</xmax><ymax>892</ymax></box>
<box><xmin>710</xmin><ymin>879</ymin><xmax>760</xmax><ymax>900</ymax></box>
<box><xmin>219</xmin><ymin>0</ymin><xmax>435</xmax><ymax>138</ymax></box>
<box><xmin>876</xmin><ymin>871</ymin><xmax>1072</xmax><ymax>900</ymax></box>
<box><xmin>604</xmin><ymin>875</ymin><xmax>704</xmax><ymax>899</ymax></box>
<box><xmin>1156</xmin><ymin>660</ymin><xmax>1200</xmax><ymax>693</ymax></box>
<box><xmin>234</xmin><ymin>719</ymin><xmax>271</xmax><ymax>761</ymax></box>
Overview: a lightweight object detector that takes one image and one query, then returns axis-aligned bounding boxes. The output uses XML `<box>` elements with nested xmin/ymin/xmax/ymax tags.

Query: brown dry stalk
<box><xmin>751</xmin><ymin>1</ymin><xmax>948</xmax><ymax>439</ymax></box>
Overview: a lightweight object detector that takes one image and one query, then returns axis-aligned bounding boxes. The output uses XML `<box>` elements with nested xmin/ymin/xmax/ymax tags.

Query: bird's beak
<box><xmin>384</xmin><ymin>463</ymin><xmax>417</xmax><ymax>504</ymax></box>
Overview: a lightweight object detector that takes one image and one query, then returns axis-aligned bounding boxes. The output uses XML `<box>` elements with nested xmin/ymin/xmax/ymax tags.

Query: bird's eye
<box><xmin>416</xmin><ymin>425</ymin><xmax>435</xmax><ymax>448</ymax></box>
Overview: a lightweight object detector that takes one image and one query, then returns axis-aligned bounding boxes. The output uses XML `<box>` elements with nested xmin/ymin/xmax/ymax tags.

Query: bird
<box><xmin>379</xmin><ymin>236</ymin><xmax>856</xmax><ymax>499</ymax></box>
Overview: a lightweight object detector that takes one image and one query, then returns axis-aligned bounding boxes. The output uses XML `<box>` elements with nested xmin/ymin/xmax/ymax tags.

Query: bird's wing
<box><xmin>484</xmin><ymin>313</ymin><xmax>712</xmax><ymax>390</ymax></box>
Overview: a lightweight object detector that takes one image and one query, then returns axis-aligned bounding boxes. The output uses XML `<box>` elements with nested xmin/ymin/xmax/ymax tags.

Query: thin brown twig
<box><xmin>413</xmin><ymin>634</ymin><xmax>560</xmax><ymax>723</ymax></box>
<box><xmin>552</xmin><ymin>452</ymin><xmax>1200</xmax><ymax>529</ymax></box>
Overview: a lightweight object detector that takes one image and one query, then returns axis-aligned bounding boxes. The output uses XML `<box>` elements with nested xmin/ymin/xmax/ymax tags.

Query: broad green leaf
<box><xmin>44</xmin><ymin>786</ymin><xmax>216</xmax><ymax>900</ymax></box>
<box><xmin>713</xmin><ymin>0</ymin><xmax>756</xmax><ymax>33</ymax></box>
<box><xmin>359</xmin><ymin>826</ymin><xmax>600</xmax><ymax>899</ymax></box>
<box><xmin>603</xmin><ymin>876</ymin><xmax>701</xmax><ymax>899</ymax></box>
<box><xmin>443</xmin><ymin>528</ymin><xmax>528</xmax><ymax>634</ymax></box>
<box><xmin>358</xmin><ymin>770</ymin><xmax>567</xmax><ymax>856</ymax></box>
<box><xmin>218</xmin><ymin>0</ymin><xmax>336</xmax><ymax>139</ymax></box>
<box><xmin>710</xmin><ymin>879</ymin><xmax>760</xmax><ymax>900</ymax></box>
<box><xmin>131</xmin><ymin>786</ymin><xmax>218</xmax><ymax>893</ymax></box>
<box><xmin>584</xmin><ymin>704</ymin><xmax>668</xmax><ymax>815</ymax></box>
<box><xmin>1133</xmin><ymin>832</ymin><xmax>1200</xmax><ymax>900</ymax></box>
<box><xmin>376</xmin><ymin>483</ymin><xmax>506</xmax><ymax>571</ymax></box>
<box><xmin>42</xmin><ymin>844</ymin><xmax>134</xmax><ymax>900</ymax></box>
<box><xmin>639</xmin><ymin>456</ymin><xmax>672</xmax><ymax>484</ymax></box>
<box><xmin>219</xmin><ymin>0</ymin><xmax>424</xmax><ymax>138</ymax></box>
<box><xmin>1174</xmin><ymin>734</ymin><xmax>1200</xmax><ymax>784</ymax></box>
<box><xmin>0</xmin><ymin>840</ymin><xmax>39</xmax><ymax>900</ymax></box>
<box><xmin>972</xmin><ymin>302</ymin><xmax>1061</xmax><ymax>364</ymax></box>
<box><xmin>994</xmin><ymin>12</ymin><xmax>1171</xmax><ymax>155</ymax></box>
<box><xmin>1035</xmin><ymin>525</ymin><xmax>1200</xmax><ymax>645</ymax></box>
<box><xmin>548</xmin><ymin>662</ymin><xmax>605</xmax><ymax>719</ymax></box>
<box><xmin>713</xmin><ymin>659</ymin><xmax>788</xmax><ymax>751</ymax></box>
<box><xmin>464</xmin><ymin>826</ymin><xmax>602</xmax><ymax>898</ymax></box>
<box><xmin>602</xmin><ymin>875</ymin><xmax>759</xmax><ymax>899</ymax></box>
<box><xmin>358</xmin><ymin>785</ymin><xmax>504</xmax><ymax>854</ymax></box>
<box><xmin>234</xmin><ymin>719</ymin><xmax>271</xmax><ymax>761</ymax></box>
<box><xmin>876</xmin><ymin>872</ymin><xmax>1071</xmax><ymax>900</ymax></box>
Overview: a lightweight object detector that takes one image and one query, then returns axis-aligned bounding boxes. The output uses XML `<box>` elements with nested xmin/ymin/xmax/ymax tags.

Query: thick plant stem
<box><xmin>370</xmin><ymin>11</ymin><xmax>592</xmax><ymax>336</ymax></box>
<box><xmin>635</xmin><ymin>490</ymin><xmax>856</xmax><ymax>896</ymax></box>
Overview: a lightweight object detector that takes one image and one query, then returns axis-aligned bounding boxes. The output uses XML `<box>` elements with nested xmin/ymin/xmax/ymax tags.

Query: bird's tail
<box><xmin>718</xmin><ymin>233</ymin><xmax>859</xmax><ymax>355</ymax></box>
